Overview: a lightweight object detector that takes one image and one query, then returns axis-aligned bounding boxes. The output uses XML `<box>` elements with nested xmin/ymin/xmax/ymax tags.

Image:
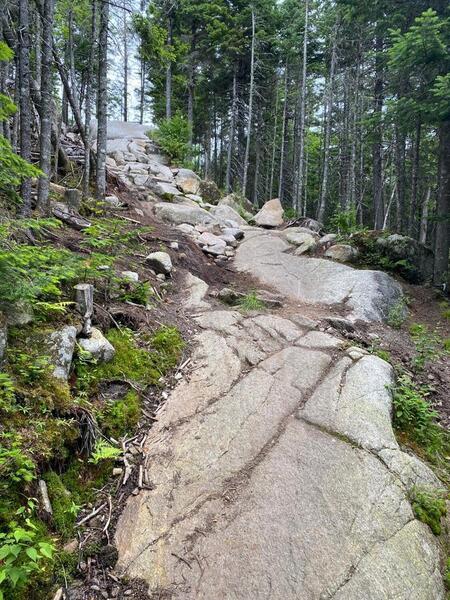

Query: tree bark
<box><xmin>317</xmin><ymin>21</ymin><xmax>338</xmax><ymax>222</ymax></box>
<box><xmin>269</xmin><ymin>74</ymin><xmax>280</xmax><ymax>200</ymax></box>
<box><xmin>409</xmin><ymin>120</ymin><xmax>421</xmax><ymax>237</ymax></box>
<box><xmin>96</xmin><ymin>0</ymin><xmax>109</xmax><ymax>199</ymax></box>
<box><xmin>18</xmin><ymin>0</ymin><xmax>32</xmax><ymax>215</ymax></box>
<box><xmin>37</xmin><ymin>0</ymin><xmax>55</xmax><ymax>214</ymax></box>
<box><xmin>419</xmin><ymin>186</ymin><xmax>431</xmax><ymax>246</ymax></box>
<box><xmin>242</xmin><ymin>6</ymin><xmax>256</xmax><ymax>197</ymax></box>
<box><xmin>278</xmin><ymin>60</ymin><xmax>289</xmax><ymax>202</ymax></box>
<box><xmin>83</xmin><ymin>0</ymin><xmax>97</xmax><ymax>197</ymax></box>
<box><xmin>434</xmin><ymin>120</ymin><xmax>450</xmax><ymax>287</ymax></box>
<box><xmin>372</xmin><ymin>33</ymin><xmax>384</xmax><ymax>230</ymax></box>
<box><xmin>226</xmin><ymin>66</ymin><xmax>238</xmax><ymax>193</ymax></box>
<box><xmin>294</xmin><ymin>0</ymin><xmax>309</xmax><ymax>213</ymax></box>
<box><xmin>165</xmin><ymin>12</ymin><xmax>173</xmax><ymax>119</ymax></box>
<box><xmin>123</xmin><ymin>7</ymin><xmax>128</xmax><ymax>122</ymax></box>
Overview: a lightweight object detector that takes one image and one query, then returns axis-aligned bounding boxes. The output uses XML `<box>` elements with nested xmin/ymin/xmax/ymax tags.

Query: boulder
<box><xmin>186</xmin><ymin>194</ymin><xmax>203</xmax><ymax>203</ymax></box>
<box><xmin>198</xmin><ymin>180</ymin><xmax>221</xmax><ymax>204</ymax></box>
<box><xmin>176</xmin><ymin>223</ymin><xmax>196</xmax><ymax>235</ymax></box>
<box><xmin>222</xmin><ymin>227</ymin><xmax>245</xmax><ymax>241</ymax></box>
<box><xmin>319</xmin><ymin>233</ymin><xmax>338</xmax><ymax>246</ymax></box>
<box><xmin>184</xmin><ymin>273</ymin><xmax>209</xmax><ymax>310</ymax></box>
<box><xmin>78</xmin><ymin>328</ymin><xmax>116</xmax><ymax>363</ymax></box>
<box><xmin>145</xmin><ymin>251</ymin><xmax>172</xmax><ymax>275</ymax></box>
<box><xmin>149</xmin><ymin>180</ymin><xmax>182</xmax><ymax>200</ymax></box>
<box><xmin>198</xmin><ymin>232</ymin><xmax>226</xmax><ymax>248</ymax></box>
<box><xmin>284</xmin><ymin>229</ymin><xmax>317</xmax><ymax>255</ymax></box>
<box><xmin>219</xmin><ymin>233</ymin><xmax>238</xmax><ymax>247</ymax></box>
<box><xmin>296</xmin><ymin>217</ymin><xmax>322</xmax><ymax>233</ymax></box>
<box><xmin>325</xmin><ymin>244</ymin><xmax>359</xmax><ymax>263</ymax></box>
<box><xmin>154</xmin><ymin>203</ymin><xmax>218</xmax><ymax>227</ymax></box>
<box><xmin>219</xmin><ymin>193</ymin><xmax>254</xmax><ymax>215</ymax></box>
<box><xmin>110</xmin><ymin>151</ymin><xmax>126</xmax><ymax>166</ymax></box>
<box><xmin>209</xmin><ymin>205</ymin><xmax>248</xmax><ymax>227</ymax></box>
<box><xmin>2</xmin><ymin>301</ymin><xmax>33</xmax><ymax>326</ymax></box>
<box><xmin>148</xmin><ymin>162</ymin><xmax>174</xmax><ymax>182</ymax></box>
<box><xmin>47</xmin><ymin>326</ymin><xmax>77</xmax><ymax>380</ymax></box>
<box><xmin>253</xmin><ymin>198</ymin><xmax>284</xmax><ymax>228</ymax></box>
<box><xmin>175</xmin><ymin>169</ymin><xmax>201</xmax><ymax>195</ymax></box>
<box><xmin>376</xmin><ymin>234</ymin><xmax>434</xmax><ymax>283</ymax></box>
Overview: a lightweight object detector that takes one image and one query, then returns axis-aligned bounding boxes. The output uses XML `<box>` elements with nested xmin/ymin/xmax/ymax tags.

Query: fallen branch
<box><xmin>77</xmin><ymin>503</ymin><xmax>107</xmax><ymax>527</ymax></box>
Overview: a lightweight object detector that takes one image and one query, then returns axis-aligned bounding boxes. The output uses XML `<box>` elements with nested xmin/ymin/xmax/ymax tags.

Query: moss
<box><xmin>77</xmin><ymin>326</ymin><xmax>184</xmax><ymax>392</ymax></box>
<box><xmin>99</xmin><ymin>389</ymin><xmax>141</xmax><ymax>439</ymax></box>
<box><xmin>444</xmin><ymin>558</ymin><xmax>450</xmax><ymax>590</ymax></box>
<box><xmin>410</xmin><ymin>487</ymin><xmax>447</xmax><ymax>535</ymax></box>
<box><xmin>43</xmin><ymin>471</ymin><xmax>78</xmax><ymax>540</ymax></box>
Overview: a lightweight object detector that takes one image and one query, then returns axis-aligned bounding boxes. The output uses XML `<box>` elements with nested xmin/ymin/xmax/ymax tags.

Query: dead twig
<box><xmin>171</xmin><ymin>553</ymin><xmax>192</xmax><ymax>570</ymax></box>
<box><xmin>77</xmin><ymin>503</ymin><xmax>107</xmax><ymax>527</ymax></box>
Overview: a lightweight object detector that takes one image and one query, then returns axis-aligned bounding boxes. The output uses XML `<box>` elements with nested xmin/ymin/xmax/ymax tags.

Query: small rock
<box><xmin>146</xmin><ymin>251</ymin><xmax>173</xmax><ymax>275</ymax></box>
<box><xmin>224</xmin><ymin>248</ymin><xmax>235</xmax><ymax>257</ymax></box>
<box><xmin>347</xmin><ymin>346</ymin><xmax>370</xmax><ymax>361</ymax></box>
<box><xmin>176</xmin><ymin>223</ymin><xmax>195</xmax><ymax>235</ymax></box>
<box><xmin>113</xmin><ymin>468</ymin><xmax>123</xmax><ymax>476</ymax></box>
<box><xmin>175</xmin><ymin>168</ymin><xmax>201</xmax><ymax>195</ymax></box>
<box><xmin>121</xmin><ymin>271</ymin><xmax>139</xmax><ymax>282</ymax></box>
<box><xmin>319</xmin><ymin>233</ymin><xmax>337</xmax><ymax>246</ymax></box>
<box><xmin>134</xmin><ymin>208</ymin><xmax>144</xmax><ymax>217</ymax></box>
<box><xmin>203</xmin><ymin>244</ymin><xmax>226</xmax><ymax>256</ymax></box>
<box><xmin>104</xmin><ymin>195</ymin><xmax>121</xmax><ymax>207</ymax></box>
<box><xmin>156</xmin><ymin>273</ymin><xmax>166</xmax><ymax>282</ymax></box>
<box><xmin>78</xmin><ymin>328</ymin><xmax>116</xmax><ymax>363</ymax></box>
<box><xmin>222</xmin><ymin>227</ymin><xmax>245</xmax><ymax>241</ymax></box>
<box><xmin>218</xmin><ymin>288</ymin><xmax>245</xmax><ymax>305</ymax></box>
<box><xmin>220</xmin><ymin>233</ymin><xmax>238</xmax><ymax>247</ymax></box>
<box><xmin>170</xmin><ymin>241</ymin><xmax>179</xmax><ymax>251</ymax></box>
<box><xmin>198</xmin><ymin>232</ymin><xmax>226</xmax><ymax>248</ymax></box>
<box><xmin>285</xmin><ymin>229</ymin><xmax>317</xmax><ymax>254</ymax></box>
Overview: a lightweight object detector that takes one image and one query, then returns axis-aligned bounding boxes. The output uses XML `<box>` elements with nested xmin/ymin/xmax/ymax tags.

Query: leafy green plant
<box><xmin>119</xmin><ymin>281</ymin><xmax>153</xmax><ymax>306</ymax></box>
<box><xmin>237</xmin><ymin>293</ymin><xmax>266</xmax><ymax>312</ymax></box>
<box><xmin>0</xmin><ymin>438</ymin><xmax>35</xmax><ymax>492</ymax></box>
<box><xmin>0</xmin><ymin>500</ymin><xmax>55</xmax><ymax>598</ymax></box>
<box><xmin>392</xmin><ymin>373</ymin><xmax>443</xmax><ymax>453</ymax></box>
<box><xmin>409</xmin><ymin>323</ymin><xmax>443</xmax><ymax>369</ymax></box>
<box><xmin>99</xmin><ymin>390</ymin><xmax>141</xmax><ymax>439</ymax></box>
<box><xmin>151</xmin><ymin>114</ymin><xmax>192</xmax><ymax>163</ymax></box>
<box><xmin>0</xmin><ymin>374</ymin><xmax>16</xmax><ymax>414</ymax></box>
<box><xmin>329</xmin><ymin>208</ymin><xmax>363</xmax><ymax>236</ymax></box>
<box><xmin>410</xmin><ymin>487</ymin><xmax>447</xmax><ymax>535</ymax></box>
<box><xmin>387</xmin><ymin>298</ymin><xmax>408</xmax><ymax>328</ymax></box>
<box><xmin>88</xmin><ymin>440</ymin><xmax>121</xmax><ymax>465</ymax></box>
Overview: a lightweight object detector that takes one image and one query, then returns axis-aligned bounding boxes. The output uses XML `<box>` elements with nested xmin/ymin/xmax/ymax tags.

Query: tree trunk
<box><xmin>18</xmin><ymin>0</ymin><xmax>32</xmax><ymax>215</ymax></box>
<box><xmin>37</xmin><ymin>0</ymin><xmax>55</xmax><ymax>214</ymax></box>
<box><xmin>83</xmin><ymin>0</ymin><xmax>97</xmax><ymax>198</ymax></box>
<box><xmin>394</xmin><ymin>127</ymin><xmax>406</xmax><ymax>232</ymax></box>
<box><xmin>419</xmin><ymin>186</ymin><xmax>431</xmax><ymax>246</ymax></box>
<box><xmin>433</xmin><ymin>120</ymin><xmax>450</xmax><ymax>287</ymax></box>
<box><xmin>242</xmin><ymin>6</ymin><xmax>256</xmax><ymax>197</ymax></box>
<box><xmin>278</xmin><ymin>60</ymin><xmax>289</xmax><ymax>202</ymax></box>
<box><xmin>372</xmin><ymin>33</ymin><xmax>384</xmax><ymax>230</ymax></box>
<box><xmin>123</xmin><ymin>8</ymin><xmax>128</xmax><ymax>122</ymax></box>
<box><xmin>269</xmin><ymin>74</ymin><xmax>280</xmax><ymax>200</ymax></box>
<box><xmin>294</xmin><ymin>0</ymin><xmax>309</xmax><ymax>213</ymax></box>
<box><xmin>409</xmin><ymin>120</ymin><xmax>421</xmax><ymax>237</ymax></box>
<box><xmin>226</xmin><ymin>66</ymin><xmax>238</xmax><ymax>193</ymax></box>
<box><xmin>96</xmin><ymin>0</ymin><xmax>109</xmax><ymax>199</ymax></box>
<box><xmin>165</xmin><ymin>13</ymin><xmax>173</xmax><ymax>119</ymax></box>
<box><xmin>317</xmin><ymin>21</ymin><xmax>338</xmax><ymax>222</ymax></box>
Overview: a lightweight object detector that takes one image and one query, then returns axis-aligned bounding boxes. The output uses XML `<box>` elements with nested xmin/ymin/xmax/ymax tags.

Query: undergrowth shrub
<box><xmin>237</xmin><ymin>293</ymin><xmax>266</xmax><ymax>312</ymax></box>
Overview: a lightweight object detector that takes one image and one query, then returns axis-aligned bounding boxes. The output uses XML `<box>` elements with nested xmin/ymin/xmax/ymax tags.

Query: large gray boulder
<box><xmin>209</xmin><ymin>204</ymin><xmax>248</xmax><ymax>227</ymax></box>
<box><xmin>254</xmin><ymin>198</ymin><xmax>284</xmax><ymax>228</ymax></box>
<box><xmin>376</xmin><ymin>234</ymin><xmax>434</xmax><ymax>283</ymax></box>
<box><xmin>149</xmin><ymin>180</ymin><xmax>183</xmax><ymax>200</ymax></box>
<box><xmin>284</xmin><ymin>228</ymin><xmax>317</xmax><ymax>254</ymax></box>
<box><xmin>219</xmin><ymin>193</ymin><xmax>254</xmax><ymax>215</ymax></box>
<box><xmin>198</xmin><ymin>180</ymin><xmax>221</xmax><ymax>204</ymax></box>
<box><xmin>154</xmin><ymin>203</ymin><xmax>218</xmax><ymax>226</ymax></box>
<box><xmin>235</xmin><ymin>230</ymin><xmax>405</xmax><ymax>322</ymax></box>
<box><xmin>325</xmin><ymin>244</ymin><xmax>359</xmax><ymax>263</ymax></box>
<box><xmin>175</xmin><ymin>169</ymin><xmax>201</xmax><ymax>195</ymax></box>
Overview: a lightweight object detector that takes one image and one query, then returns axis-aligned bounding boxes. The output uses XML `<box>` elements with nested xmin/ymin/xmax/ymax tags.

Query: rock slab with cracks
<box><xmin>115</xmin><ymin>309</ymin><xmax>443</xmax><ymax>599</ymax></box>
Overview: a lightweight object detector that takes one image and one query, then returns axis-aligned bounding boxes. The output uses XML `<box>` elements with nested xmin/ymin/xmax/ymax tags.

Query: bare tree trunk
<box><xmin>123</xmin><ymin>7</ymin><xmax>128</xmax><ymax>122</ymax></box>
<box><xmin>433</xmin><ymin>120</ymin><xmax>450</xmax><ymax>286</ymax></box>
<box><xmin>372</xmin><ymin>33</ymin><xmax>384</xmax><ymax>230</ymax></box>
<box><xmin>83</xmin><ymin>0</ymin><xmax>97</xmax><ymax>198</ymax></box>
<box><xmin>278</xmin><ymin>60</ymin><xmax>289</xmax><ymax>202</ymax></box>
<box><xmin>19</xmin><ymin>0</ymin><xmax>32</xmax><ymax>215</ymax></box>
<box><xmin>317</xmin><ymin>21</ymin><xmax>338</xmax><ymax>222</ymax></box>
<box><xmin>34</xmin><ymin>7</ymin><xmax>42</xmax><ymax>89</ymax></box>
<box><xmin>269</xmin><ymin>75</ymin><xmax>280</xmax><ymax>200</ymax></box>
<box><xmin>348</xmin><ymin>51</ymin><xmax>361</xmax><ymax>210</ymax></box>
<box><xmin>96</xmin><ymin>0</ymin><xmax>109</xmax><ymax>199</ymax></box>
<box><xmin>394</xmin><ymin>127</ymin><xmax>406</xmax><ymax>232</ymax></box>
<box><xmin>226</xmin><ymin>67</ymin><xmax>238</xmax><ymax>193</ymax></box>
<box><xmin>294</xmin><ymin>0</ymin><xmax>309</xmax><ymax>213</ymax></box>
<box><xmin>242</xmin><ymin>6</ymin><xmax>256</xmax><ymax>197</ymax></box>
<box><xmin>37</xmin><ymin>0</ymin><xmax>55</xmax><ymax>214</ymax></box>
<box><xmin>419</xmin><ymin>186</ymin><xmax>431</xmax><ymax>245</ymax></box>
<box><xmin>165</xmin><ymin>13</ymin><xmax>173</xmax><ymax>119</ymax></box>
<box><xmin>409</xmin><ymin>120</ymin><xmax>421</xmax><ymax>237</ymax></box>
